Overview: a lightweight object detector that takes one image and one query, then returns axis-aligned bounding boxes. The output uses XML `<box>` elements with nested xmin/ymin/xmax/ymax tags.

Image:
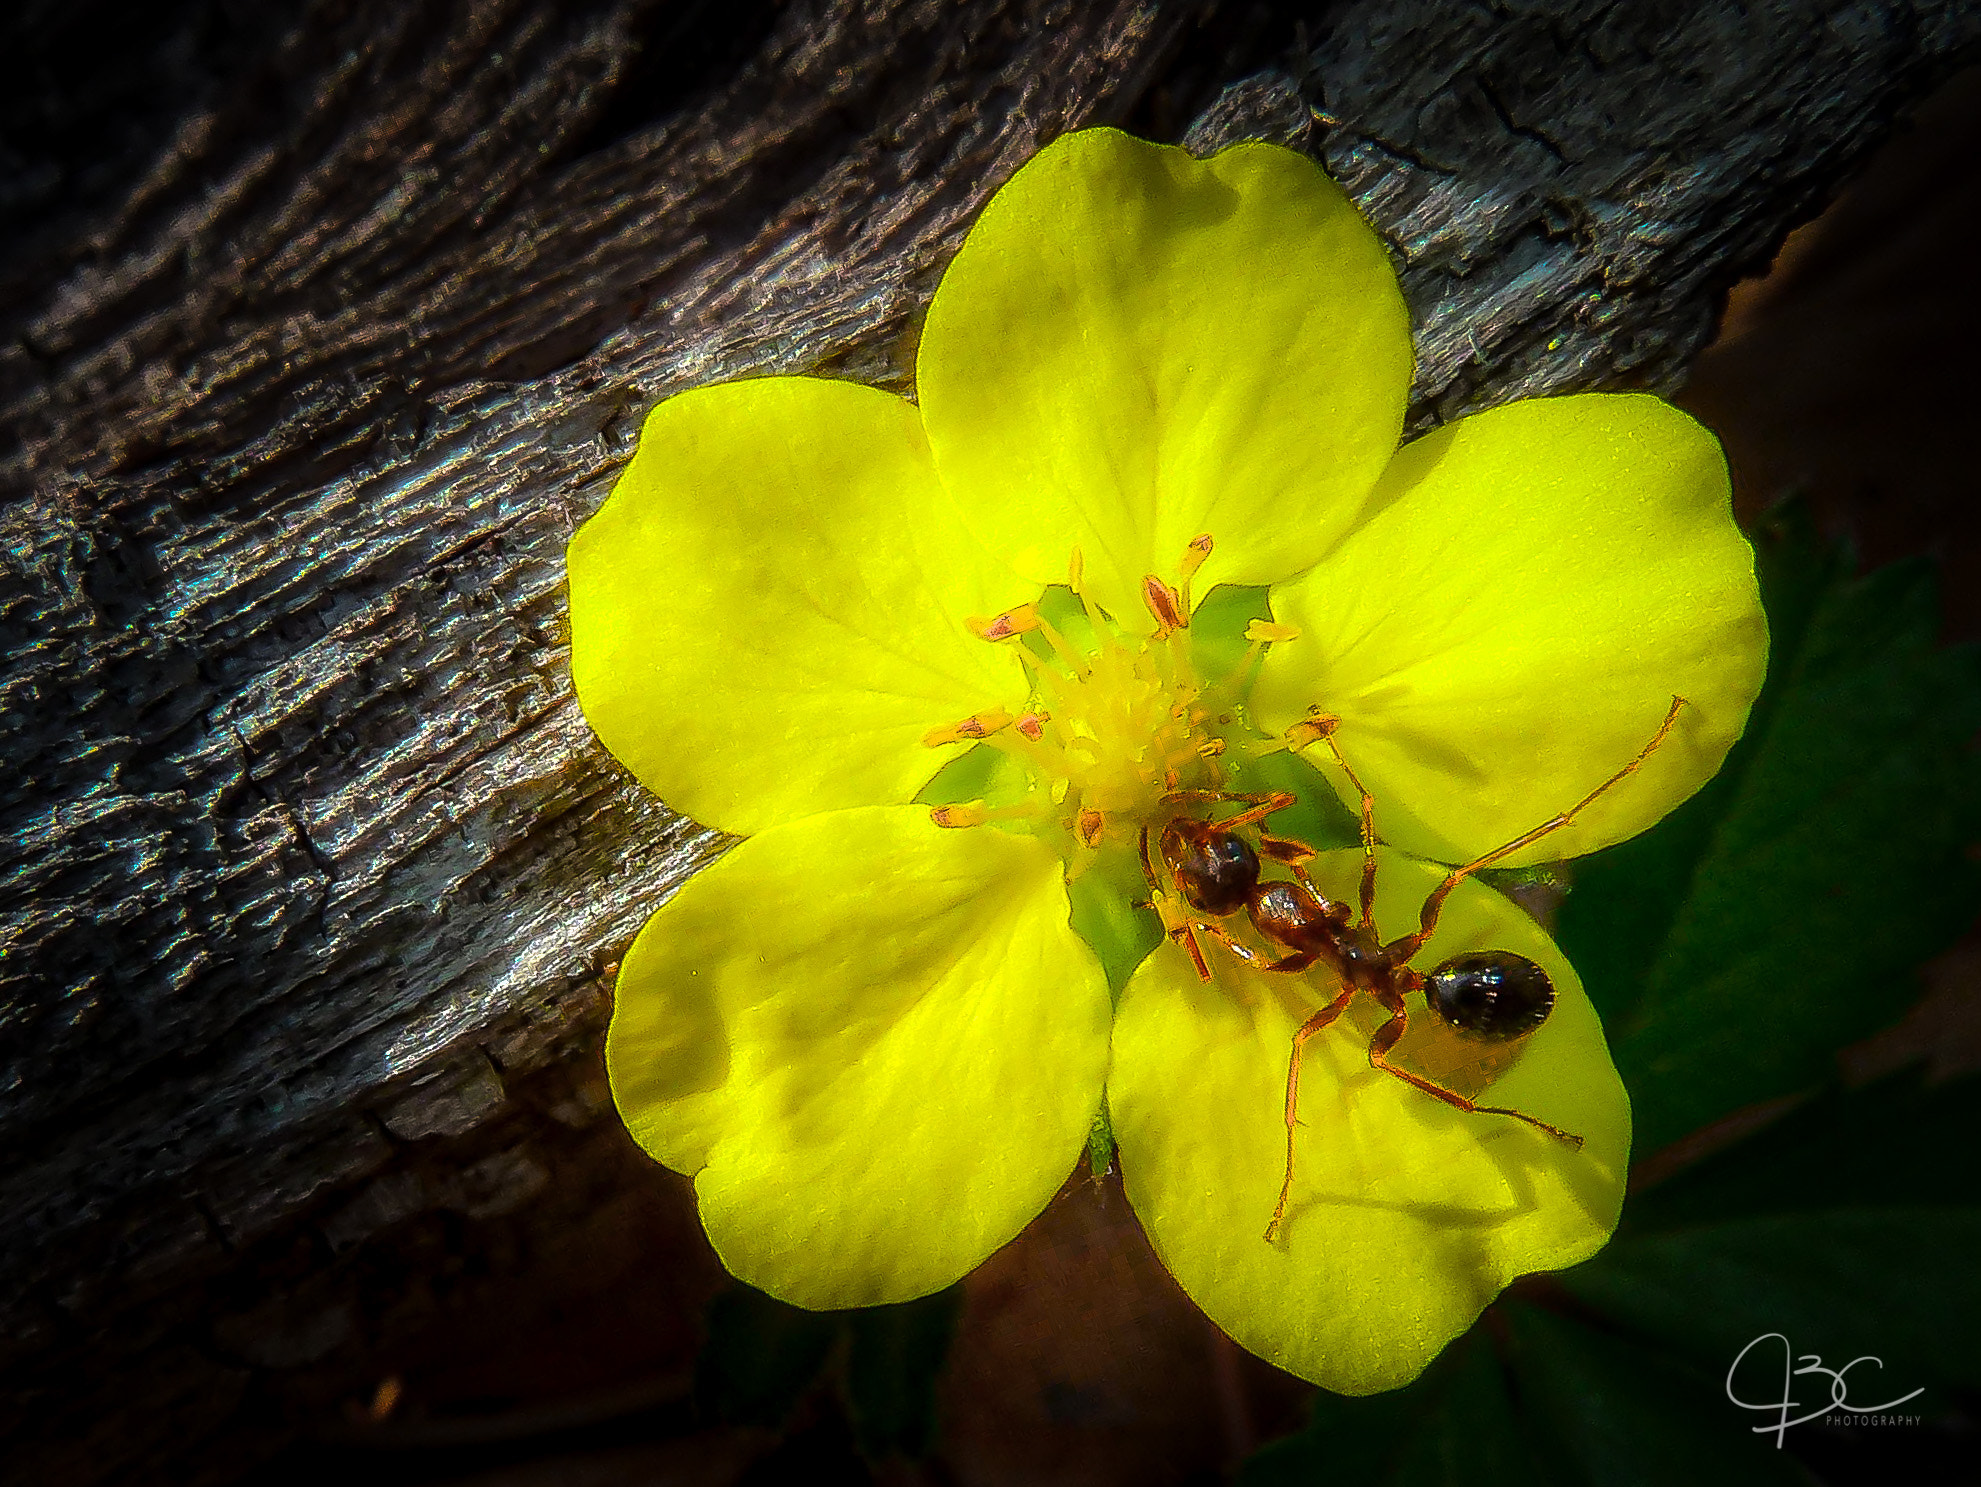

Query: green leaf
<box><xmin>1504</xmin><ymin>1303</ymin><xmax>1821</xmax><ymax>1487</ymax></box>
<box><xmin>1238</xmin><ymin>1331</ymin><xmax>1555</xmax><ymax>1487</ymax></box>
<box><xmin>696</xmin><ymin>1282</ymin><xmax>964</xmax><ymax>1457</ymax></box>
<box><xmin>1560</xmin><ymin>1071</ymin><xmax>1981</xmax><ymax>1399</ymax></box>
<box><xmin>696</xmin><ymin>1283</ymin><xmax>841</xmax><ymax>1428</ymax></box>
<box><xmin>1554</xmin><ymin>505</ymin><xmax>1981</xmax><ymax>1149</ymax></box>
<box><xmin>844</xmin><ymin>1286</ymin><xmax>963</xmax><ymax>1459</ymax></box>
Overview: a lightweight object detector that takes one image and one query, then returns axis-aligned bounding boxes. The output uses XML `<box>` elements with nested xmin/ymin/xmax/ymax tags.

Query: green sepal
<box><xmin>1086</xmin><ymin>1096</ymin><xmax>1116</xmax><ymax>1178</ymax></box>
<box><xmin>1063</xmin><ymin>842</ymin><xmax>1164</xmax><ymax>998</ymax></box>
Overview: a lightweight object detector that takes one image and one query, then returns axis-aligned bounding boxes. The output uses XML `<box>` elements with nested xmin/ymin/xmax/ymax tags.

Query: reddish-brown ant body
<box><xmin>1140</xmin><ymin>698</ymin><xmax>1687</xmax><ymax>1242</ymax></box>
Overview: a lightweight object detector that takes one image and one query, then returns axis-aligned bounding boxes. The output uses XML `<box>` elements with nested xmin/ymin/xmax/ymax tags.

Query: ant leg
<box><xmin>1159</xmin><ymin>788</ymin><xmax>1297</xmax><ymax>835</ymax></box>
<box><xmin>1364</xmin><ymin>990</ymin><xmax>1582</xmax><ymax>1148</ymax></box>
<box><xmin>1265</xmin><ymin>987</ymin><xmax>1357</xmax><ymax>1243</ymax></box>
<box><xmin>1258</xmin><ymin>948</ymin><xmax>1321</xmax><ymax>974</ymax></box>
<box><xmin>1301</xmin><ymin>716</ymin><xmax>1379</xmax><ymax>930</ymax></box>
<box><xmin>1388</xmin><ymin>696</ymin><xmax>1688</xmax><ymax>961</ymax></box>
<box><xmin>1160</xmin><ymin>788</ymin><xmax>1288</xmax><ymax>809</ymax></box>
<box><xmin>1188</xmin><ymin>919</ymin><xmax>1323</xmax><ymax>977</ymax></box>
<box><xmin>1199</xmin><ymin>931</ymin><xmax>1321</xmax><ymax>976</ymax></box>
<box><xmin>1193</xmin><ymin>919</ymin><xmax>1265</xmax><ymax>967</ymax></box>
<box><xmin>1258</xmin><ymin>834</ymin><xmax>1315</xmax><ymax>866</ymax></box>
<box><xmin>1176</xmin><ymin>924</ymin><xmax>1212</xmax><ymax>981</ymax></box>
<box><xmin>1155</xmin><ymin>903</ymin><xmax>1213</xmax><ymax>981</ymax></box>
<box><xmin>1140</xmin><ymin>823</ymin><xmax>1212</xmax><ymax>982</ymax></box>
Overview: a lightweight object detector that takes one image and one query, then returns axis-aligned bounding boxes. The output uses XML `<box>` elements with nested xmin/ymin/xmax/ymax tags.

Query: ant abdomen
<box><xmin>1424</xmin><ymin>953</ymin><xmax>1555</xmax><ymax>1041</ymax></box>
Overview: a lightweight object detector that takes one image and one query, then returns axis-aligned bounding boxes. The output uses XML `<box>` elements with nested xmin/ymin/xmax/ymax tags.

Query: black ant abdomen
<box><xmin>1425</xmin><ymin>952</ymin><xmax>1556</xmax><ymax>1041</ymax></box>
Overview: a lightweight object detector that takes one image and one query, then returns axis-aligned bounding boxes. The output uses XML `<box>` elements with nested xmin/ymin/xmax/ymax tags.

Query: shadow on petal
<box><xmin>1108</xmin><ymin>849</ymin><xmax>1629</xmax><ymax>1394</ymax></box>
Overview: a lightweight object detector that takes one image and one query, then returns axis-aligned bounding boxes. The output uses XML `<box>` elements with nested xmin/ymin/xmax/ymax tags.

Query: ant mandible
<box><xmin>1139</xmin><ymin>697</ymin><xmax>1688</xmax><ymax>1244</ymax></box>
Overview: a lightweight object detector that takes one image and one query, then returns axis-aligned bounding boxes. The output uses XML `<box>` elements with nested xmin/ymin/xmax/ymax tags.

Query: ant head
<box><xmin>1424</xmin><ymin>952</ymin><xmax>1555</xmax><ymax>1041</ymax></box>
<box><xmin>1161</xmin><ymin>819</ymin><xmax>1260</xmax><ymax>916</ymax></box>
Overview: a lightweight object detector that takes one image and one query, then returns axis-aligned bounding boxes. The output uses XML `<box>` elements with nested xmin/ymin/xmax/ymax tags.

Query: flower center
<box><xmin>923</xmin><ymin>536</ymin><xmax>1300</xmax><ymax>861</ymax></box>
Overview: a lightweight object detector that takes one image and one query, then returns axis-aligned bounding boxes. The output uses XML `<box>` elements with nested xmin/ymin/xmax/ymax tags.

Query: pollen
<box><xmin>926</xmin><ymin>536</ymin><xmax>1284</xmax><ymax>853</ymax></box>
<box><xmin>967</xmin><ymin>604</ymin><xmax>1041</xmax><ymax>642</ymax></box>
<box><xmin>923</xmin><ymin>708</ymin><xmax>1015</xmax><ymax>747</ymax></box>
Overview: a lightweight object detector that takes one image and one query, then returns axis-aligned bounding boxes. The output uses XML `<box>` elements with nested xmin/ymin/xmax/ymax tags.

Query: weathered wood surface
<box><xmin>1</xmin><ymin>0</ymin><xmax>1975</xmax><ymax>1477</ymax></box>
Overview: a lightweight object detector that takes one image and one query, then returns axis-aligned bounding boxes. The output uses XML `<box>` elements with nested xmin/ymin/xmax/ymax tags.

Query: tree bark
<box><xmin>1</xmin><ymin>0</ymin><xmax>1973</xmax><ymax>1478</ymax></box>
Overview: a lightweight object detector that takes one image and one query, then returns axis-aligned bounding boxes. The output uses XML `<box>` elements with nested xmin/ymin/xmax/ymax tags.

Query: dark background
<box><xmin>2</xmin><ymin>2</ymin><xmax>1976</xmax><ymax>1481</ymax></box>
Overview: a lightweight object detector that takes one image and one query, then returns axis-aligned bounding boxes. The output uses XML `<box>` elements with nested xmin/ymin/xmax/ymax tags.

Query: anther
<box><xmin>967</xmin><ymin>605</ymin><xmax>1041</xmax><ymax>642</ymax></box>
<box><xmin>923</xmin><ymin>708</ymin><xmax>1014</xmax><ymax>747</ymax></box>
<box><xmin>1068</xmin><ymin>548</ymin><xmax>1085</xmax><ymax>592</ymax></box>
<box><xmin>1245</xmin><ymin>619</ymin><xmax>1301</xmax><ymax>643</ymax></box>
<box><xmin>1284</xmin><ymin>714</ymin><xmax>1340</xmax><ymax>751</ymax></box>
<box><xmin>1016</xmin><ymin>710</ymin><xmax>1049</xmax><ymax>741</ymax></box>
<box><xmin>1198</xmin><ymin>738</ymin><xmax>1226</xmax><ymax>759</ymax></box>
<box><xmin>1143</xmin><ymin>576</ymin><xmax>1187</xmax><ymax>636</ymax></box>
<box><xmin>1180</xmin><ymin>533</ymin><xmax>1214</xmax><ymax>579</ymax></box>
<box><xmin>1077</xmin><ymin>808</ymin><xmax>1106</xmax><ymax>848</ymax></box>
<box><xmin>930</xmin><ymin>803</ymin><xmax>989</xmax><ymax>829</ymax></box>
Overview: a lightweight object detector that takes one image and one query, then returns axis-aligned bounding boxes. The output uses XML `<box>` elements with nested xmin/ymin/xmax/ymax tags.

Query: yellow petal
<box><xmin>1109</xmin><ymin>848</ymin><xmax>1629</xmax><ymax>1394</ymax></box>
<box><xmin>605</xmin><ymin>806</ymin><xmax>1111</xmax><ymax>1308</ymax></box>
<box><xmin>918</xmin><ymin>128</ymin><xmax>1410</xmax><ymax>623</ymax></box>
<box><xmin>569</xmin><ymin>377</ymin><xmax>1027</xmax><ymax>836</ymax></box>
<box><xmin>1253</xmin><ymin>393</ymin><xmax>1767</xmax><ymax>865</ymax></box>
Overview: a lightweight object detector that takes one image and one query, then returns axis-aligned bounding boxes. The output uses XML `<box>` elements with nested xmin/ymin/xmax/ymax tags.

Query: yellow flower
<box><xmin>567</xmin><ymin>128</ymin><xmax>1765</xmax><ymax>1394</ymax></box>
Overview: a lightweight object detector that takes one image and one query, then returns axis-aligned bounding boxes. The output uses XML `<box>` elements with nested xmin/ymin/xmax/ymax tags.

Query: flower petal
<box><xmin>569</xmin><ymin>377</ymin><xmax>1029</xmax><ymax>836</ymax></box>
<box><xmin>1252</xmin><ymin>393</ymin><xmax>1767</xmax><ymax>865</ymax></box>
<box><xmin>918</xmin><ymin>128</ymin><xmax>1411</xmax><ymax>624</ymax></box>
<box><xmin>606</xmin><ymin>806</ymin><xmax>1111</xmax><ymax>1308</ymax></box>
<box><xmin>1109</xmin><ymin>848</ymin><xmax>1629</xmax><ymax>1394</ymax></box>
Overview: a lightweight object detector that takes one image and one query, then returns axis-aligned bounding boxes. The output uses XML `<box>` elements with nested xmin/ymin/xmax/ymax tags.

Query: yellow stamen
<box><xmin>1179</xmin><ymin>533</ymin><xmax>1213</xmax><ymax>614</ymax></box>
<box><xmin>930</xmin><ymin>802</ymin><xmax>989</xmax><ymax>828</ymax></box>
<box><xmin>968</xmin><ymin>604</ymin><xmax>1041</xmax><ymax>642</ymax></box>
<box><xmin>922</xmin><ymin>708</ymin><xmax>1014</xmax><ymax>747</ymax></box>
<box><xmin>1245</xmin><ymin>619</ymin><xmax>1301</xmax><ymax>643</ymax></box>
<box><xmin>927</xmin><ymin>536</ymin><xmax>1267</xmax><ymax>860</ymax></box>
<box><xmin>1283</xmin><ymin>713</ymin><xmax>1340</xmax><ymax>751</ymax></box>
<box><xmin>1142</xmin><ymin>575</ymin><xmax>1187</xmax><ymax>637</ymax></box>
<box><xmin>1181</xmin><ymin>532</ymin><xmax>1214</xmax><ymax>580</ymax></box>
<box><xmin>1033</xmin><ymin>615</ymin><xmax>1095</xmax><ymax>675</ymax></box>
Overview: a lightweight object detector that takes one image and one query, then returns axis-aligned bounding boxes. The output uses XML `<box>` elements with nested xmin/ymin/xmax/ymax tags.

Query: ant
<box><xmin>1139</xmin><ymin>698</ymin><xmax>1687</xmax><ymax>1243</ymax></box>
